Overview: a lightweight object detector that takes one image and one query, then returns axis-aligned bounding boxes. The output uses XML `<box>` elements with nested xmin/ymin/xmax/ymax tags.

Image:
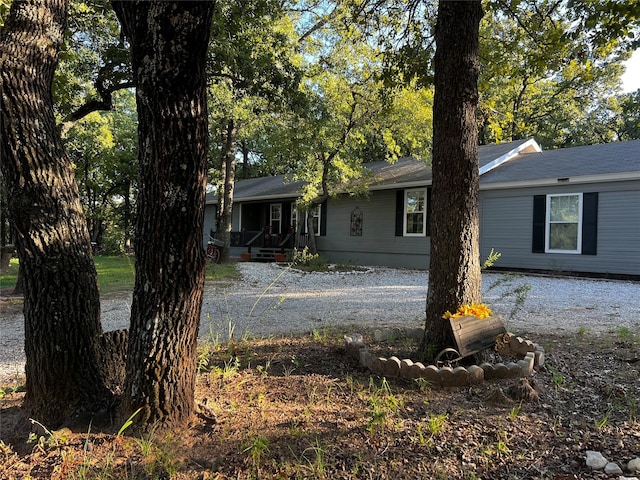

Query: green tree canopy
<box><xmin>64</xmin><ymin>90</ymin><xmax>138</xmax><ymax>251</ymax></box>
<box><xmin>479</xmin><ymin>1</ymin><xmax>635</xmax><ymax>147</ymax></box>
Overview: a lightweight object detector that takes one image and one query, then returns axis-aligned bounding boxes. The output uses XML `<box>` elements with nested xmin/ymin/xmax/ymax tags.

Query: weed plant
<box><xmin>482</xmin><ymin>249</ymin><xmax>532</xmax><ymax>320</ymax></box>
<box><xmin>243</xmin><ymin>435</ymin><xmax>270</xmax><ymax>474</ymax></box>
<box><xmin>302</xmin><ymin>439</ymin><xmax>329</xmax><ymax>478</ymax></box>
<box><xmin>547</xmin><ymin>364</ymin><xmax>565</xmax><ymax>390</ymax></box>
<box><xmin>365</xmin><ymin>377</ymin><xmax>402</xmax><ymax>437</ymax></box>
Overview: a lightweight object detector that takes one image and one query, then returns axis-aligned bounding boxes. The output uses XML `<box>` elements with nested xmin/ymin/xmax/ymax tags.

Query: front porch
<box><xmin>229</xmin><ymin>227</ymin><xmax>309</xmax><ymax>262</ymax></box>
<box><xmin>204</xmin><ymin>198</ymin><xmax>321</xmax><ymax>262</ymax></box>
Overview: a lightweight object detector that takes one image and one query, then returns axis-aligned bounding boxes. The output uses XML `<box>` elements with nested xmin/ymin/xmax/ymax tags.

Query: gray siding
<box><xmin>207</xmin><ymin>178</ymin><xmax>639</xmax><ymax>277</ymax></box>
<box><xmin>479</xmin><ymin>195</ymin><xmax>533</xmax><ymax>269</ymax></box>
<box><xmin>232</xmin><ymin>204</ymin><xmax>241</xmax><ymax>230</ymax></box>
<box><xmin>203</xmin><ymin>204</ymin><xmax>217</xmax><ymax>246</ymax></box>
<box><xmin>322</xmin><ymin>180</ymin><xmax>639</xmax><ymax>276</ymax></box>
<box><xmin>202</xmin><ymin>202</ymin><xmax>244</xmax><ymax>245</ymax></box>
<box><xmin>320</xmin><ymin>190</ymin><xmax>430</xmax><ymax>269</ymax></box>
<box><xmin>203</xmin><ymin>203</ymin><xmax>245</xmax><ymax>236</ymax></box>
<box><xmin>479</xmin><ymin>180</ymin><xmax>640</xmax><ymax>276</ymax></box>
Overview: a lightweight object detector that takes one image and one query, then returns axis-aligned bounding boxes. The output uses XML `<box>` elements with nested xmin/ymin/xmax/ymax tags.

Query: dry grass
<box><xmin>1</xmin><ymin>327</ymin><xmax>639</xmax><ymax>479</ymax></box>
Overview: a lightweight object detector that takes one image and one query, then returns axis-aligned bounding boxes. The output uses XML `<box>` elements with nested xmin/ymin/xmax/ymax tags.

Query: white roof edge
<box><xmin>207</xmin><ymin>193</ymin><xmax>300</xmax><ymax>204</ymax></box>
<box><xmin>480</xmin><ymin>172</ymin><xmax>640</xmax><ymax>190</ymax></box>
<box><xmin>479</xmin><ymin>138</ymin><xmax>542</xmax><ymax>176</ymax></box>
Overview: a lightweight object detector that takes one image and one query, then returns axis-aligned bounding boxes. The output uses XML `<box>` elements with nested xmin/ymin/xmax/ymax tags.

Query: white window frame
<box><xmin>270</xmin><ymin>203</ymin><xmax>282</xmax><ymax>234</ymax></box>
<box><xmin>404</xmin><ymin>188</ymin><xmax>427</xmax><ymax>237</ymax></box>
<box><xmin>545</xmin><ymin>193</ymin><xmax>583</xmax><ymax>254</ymax></box>
<box><xmin>309</xmin><ymin>205</ymin><xmax>321</xmax><ymax>236</ymax></box>
<box><xmin>295</xmin><ymin>204</ymin><xmax>322</xmax><ymax>236</ymax></box>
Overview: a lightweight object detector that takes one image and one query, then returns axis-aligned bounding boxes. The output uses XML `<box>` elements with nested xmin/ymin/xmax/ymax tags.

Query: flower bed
<box><xmin>344</xmin><ymin>328</ymin><xmax>545</xmax><ymax>388</ymax></box>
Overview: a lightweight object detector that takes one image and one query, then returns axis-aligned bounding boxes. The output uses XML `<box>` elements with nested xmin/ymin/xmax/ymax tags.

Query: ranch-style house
<box><xmin>204</xmin><ymin>138</ymin><xmax>640</xmax><ymax>278</ymax></box>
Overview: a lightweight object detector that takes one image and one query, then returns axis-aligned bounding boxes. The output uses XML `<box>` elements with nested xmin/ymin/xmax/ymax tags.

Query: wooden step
<box><xmin>253</xmin><ymin>248</ymin><xmax>290</xmax><ymax>262</ymax></box>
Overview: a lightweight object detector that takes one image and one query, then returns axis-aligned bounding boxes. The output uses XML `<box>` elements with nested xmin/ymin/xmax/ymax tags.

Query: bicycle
<box><xmin>206</xmin><ymin>237</ymin><xmax>224</xmax><ymax>263</ymax></box>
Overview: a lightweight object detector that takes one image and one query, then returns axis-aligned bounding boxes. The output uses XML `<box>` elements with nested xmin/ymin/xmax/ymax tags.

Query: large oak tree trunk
<box><xmin>111</xmin><ymin>0</ymin><xmax>214</xmax><ymax>429</ymax></box>
<box><xmin>306</xmin><ymin>213</ymin><xmax>317</xmax><ymax>254</ymax></box>
<box><xmin>217</xmin><ymin>119</ymin><xmax>236</xmax><ymax>263</ymax></box>
<box><xmin>241</xmin><ymin>140</ymin><xmax>250</xmax><ymax>179</ymax></box>
<box><xmin>0</xmin><ymin>0</ymin><xmax>111</xmax><ymax>426</ymax></box>
<box><xmin>422</xmin><ymin>0</ymin><xmax>484</xmax><ymax>361</ymax></box>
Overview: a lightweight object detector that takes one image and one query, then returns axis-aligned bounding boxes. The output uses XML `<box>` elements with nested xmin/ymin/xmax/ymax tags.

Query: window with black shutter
<box><xmin>532</xmin><ymin>192</ymin><xmax>597</xmax><ymax>255</ymax></box>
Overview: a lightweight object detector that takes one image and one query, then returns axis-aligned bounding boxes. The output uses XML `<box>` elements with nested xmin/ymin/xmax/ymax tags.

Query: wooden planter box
<box><xmin>448</xmin><ymin>314</ymin><xmax>506</xmax><ymax>358</ymax></box>
<box><xmin>240</xmin><ymin>252</ymin><xmax>252</xmax><ymax>262</ymax></box>
<box><xmin>274</xmin><ymin>253</ymin><xmax>287</xmax><ymax>263</ymax></box>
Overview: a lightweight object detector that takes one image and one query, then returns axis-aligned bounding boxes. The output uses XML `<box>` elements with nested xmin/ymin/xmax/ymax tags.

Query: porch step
<box><xmin>253</xmin><ymin>247</ymin><xmax>291</xmax><ymax>262</ymax></box>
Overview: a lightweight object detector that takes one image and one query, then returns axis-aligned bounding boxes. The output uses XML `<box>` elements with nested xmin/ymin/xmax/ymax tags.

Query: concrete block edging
<box><xmin>344</xmin><ymin>329</ymin><xmax>545</xmax><ymax>388</ymax></box>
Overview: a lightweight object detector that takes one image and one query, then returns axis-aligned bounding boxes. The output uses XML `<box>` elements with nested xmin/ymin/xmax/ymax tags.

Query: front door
<box><xmin>270</xmin><ymin>203</ymin><xmax>282</xmax><ymax>234</ymax></box>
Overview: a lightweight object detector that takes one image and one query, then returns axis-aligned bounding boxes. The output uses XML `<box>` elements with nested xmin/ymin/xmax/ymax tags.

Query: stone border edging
<box><xmin>344</xmin><ymin>328</ymin><xmax>545</xmax><ymax>387</ymax></box>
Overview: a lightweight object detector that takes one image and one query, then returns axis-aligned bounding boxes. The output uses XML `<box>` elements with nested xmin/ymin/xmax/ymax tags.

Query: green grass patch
<box><xmin>95</xmin><ymin>256</ymin><xmax>136</xmax><ymax>296</ymax></box>
<box><xmin>205</xmin><ymin>261</ymin><xmax>240</xmax><ymax>283</ymax></box>
<box><xmin>1</xmin><ymin>256</ymin><xmax>137</xmax><ymax>296</ymax></box>
<box><xmin>0</xmin><ymin>255</ymin><xmax>238</xmax><ymax>297</ymax></box>
<box><xmin>0</xmin><ymin>257</ymin><xmax>19</xmax><ymax>290</ymax></box>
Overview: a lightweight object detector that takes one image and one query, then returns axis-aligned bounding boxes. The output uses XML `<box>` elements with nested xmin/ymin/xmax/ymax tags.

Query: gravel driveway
<box><xmin>1</xmin><ymin>263</ymin><xmax>639</xmax><ymax>379</ymax></box>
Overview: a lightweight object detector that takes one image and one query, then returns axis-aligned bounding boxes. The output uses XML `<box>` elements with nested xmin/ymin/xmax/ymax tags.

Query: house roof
<box><xmin>222</xmin><ymin>175</ymin><xmax>305</xmax><ymax>201</ymax></box>
<box><xmin>206</xmin><ymin>138</ymin><xmax>640</xmax><ymax>204</ymax></box>
<box><xmin>480</xmin><ymin>139</ymin><xmax>640</xmax><ymax>188</ymax></box>
<box><xmin>365</xmin><ymin>138</ymin><xmax>541</xmax><ymax>189</ymax></box>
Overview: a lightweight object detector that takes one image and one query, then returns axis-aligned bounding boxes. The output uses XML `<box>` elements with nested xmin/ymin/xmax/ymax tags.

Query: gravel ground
<box><xmin>1</xmin><ymin>263</ymin><xmax>639</xmax><ymax>379</ymax></box>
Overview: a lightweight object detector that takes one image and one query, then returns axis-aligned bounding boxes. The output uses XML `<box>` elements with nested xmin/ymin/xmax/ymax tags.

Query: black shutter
<box><xmin>582</xmin><ymin>192</ymin><xmax>598</xmax><ymax>255</ymax></box>
<box><xmin>426</xmin><ymin>187</ymin><xmax>432</xmax><ymax>237</ymax></box>
<box><xmin>532</xmin><ymin>195</ymin><xmax>546</xmax><ymax>253</ymax></box>
<box><xmin>395</xmin><ymin>190</ymin><xmax>404</xmax><ymax>236</ymax></box>
<box><xmin>320</xmin><ymin>201</ymin><xmax>327</xmax><ymax>236</ymax></box>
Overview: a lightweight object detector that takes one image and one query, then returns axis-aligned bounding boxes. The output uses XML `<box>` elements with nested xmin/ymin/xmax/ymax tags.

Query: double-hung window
<box><xmin>533</xmin><ymin>192</ymin><xmax>597</xmax><ymax>255</ymax></box>
<box><xmin>404</xmin><ymin>188</ymin><xmax>427</xmax><ymax>236</ymax></box>
<box><xmin>310</xmin><ymin>205</ymin><xmax>321</xmax><ymax>236</ymax></box>
<box><xmin>545</xmin><ymin>193</ymin><xmax>582</xmax><ymax>253</ymax></box>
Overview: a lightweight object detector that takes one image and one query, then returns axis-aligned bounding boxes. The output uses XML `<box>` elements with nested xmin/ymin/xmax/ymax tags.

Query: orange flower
<box><xmin>442</xmin><ymin>303</ymin><xmax>493</xmax><ymax>320</ymax></box>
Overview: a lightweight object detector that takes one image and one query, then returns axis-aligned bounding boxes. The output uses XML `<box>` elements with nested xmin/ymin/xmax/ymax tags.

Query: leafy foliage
<box><xmin>32</xmin><ymin>0</ymin><xmax>639</xmax><ymax>253</ymax></box>
<box><xmin>54</xmin><ymin>0</ymin><xmax>131</xmax><ymax>127</ymax></box>
<box><xmin>479</xmin><ymin>2</ymin><xmax>634</xmax><ymax>147</ymax></box>
<box><xmin>64</xmin><ymin>90</ymin><xmax>138</xmax><ymax>251</ymax></box>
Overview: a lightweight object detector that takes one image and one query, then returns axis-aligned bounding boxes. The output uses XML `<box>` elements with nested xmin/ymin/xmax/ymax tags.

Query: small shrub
<box><xmin>291</xmin><ymin>247</ymin><xmax>319</xmax><ymax>266</ymax></box>
<box><xmin>290</xmin><ymin>247</ymin><xmax>328</xmax><ymax>271</ymax></box>
<box><xmin>482</xmin><ymin>249</ymin><xmax>531</xmax><ymax>320</ymax></box>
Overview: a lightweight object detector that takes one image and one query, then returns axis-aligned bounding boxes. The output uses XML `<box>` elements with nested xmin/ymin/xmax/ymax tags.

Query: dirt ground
<box><xmin>1</xmin><ymin>326</ymin><xmax>639</xmax><ymax>479</ymax></box>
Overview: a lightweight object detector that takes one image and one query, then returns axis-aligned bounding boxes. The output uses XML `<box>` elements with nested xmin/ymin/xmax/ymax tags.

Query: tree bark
<box><xmin>123</xmin><ymin>179</ymin><xmax>133</xmax><ymax>252</ymax></box>
<box><xmin>241</xmin><ymin>140</ymin><xmax>250</xmax><ymax>179</ymax></box>
<box><xmin>422</xmin><ymin>0</ymin><xmax>484</xmax><ymax>361</ymax></box>
<box><xmin>111</xmin><ymin>0</ymin><xmax>214</xmax><ymax>429</ymax></box>
<box><xmin>0</xmin><ymin>0</ymin><xmax>111</xmax><ymax>426</ymax></box>
<box><xmin>13</xmin><ymin>263</ymin><xmax>24</xmax><ymax>295</ymax></box>
<box><xmin>0</xmin><ymin>182</ymin><xmax>9</xmax><ymax>247</ymax></box>
<box><xmin>306</xmin><ymin>213</ymin><xmax>317</xmax><ymax>254</ymax></box>
<box><xmin>218</xmin><ymin>119</ymin><xmax>236</xmax><ymax>263</ymax></box>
